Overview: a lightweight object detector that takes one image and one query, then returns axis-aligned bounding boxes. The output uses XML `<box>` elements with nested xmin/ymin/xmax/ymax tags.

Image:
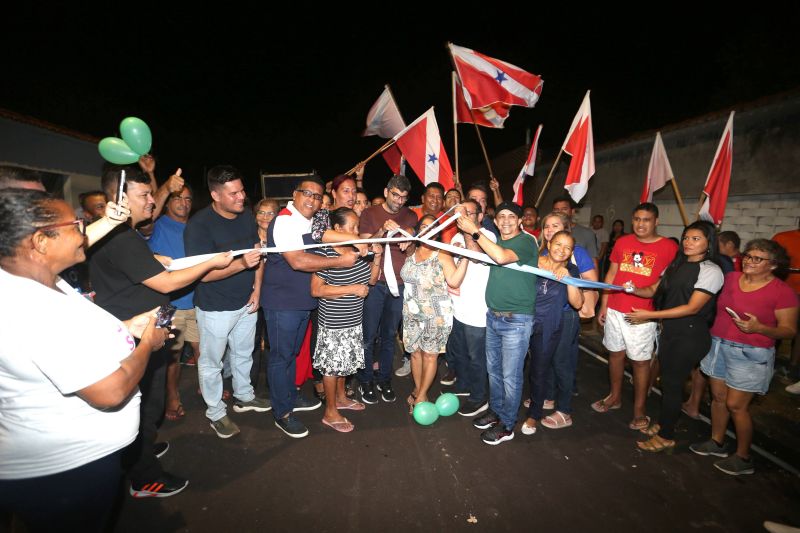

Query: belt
<box><xmin>490</xmin><ymin>310</ymin><xmax>514</xmax><ymax>318</ymax></box>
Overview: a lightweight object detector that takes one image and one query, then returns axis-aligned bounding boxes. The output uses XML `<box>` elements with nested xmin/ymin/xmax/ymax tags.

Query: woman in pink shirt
<box><xmin>690</xmin><ymin>239</ymin><xmax>798</xmax><ymax>476</ymax></box>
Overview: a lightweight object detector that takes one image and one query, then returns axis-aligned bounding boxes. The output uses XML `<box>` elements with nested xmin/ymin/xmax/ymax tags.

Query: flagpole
<box><xmin>446</xmin><ymin>42</ymin><xmax>496</xmax><ymax>180</ymax></box>
<box><xmin>670</xmin><ymin>178</ymin><xmax>690</xmax><ymax>226</ymax></box>
<box><xmin>534</xmin><ymin>151</ymin><xmax>564</xmax><ymax>209</ymax></box>
<box><xmin>345</xmin><ymin>138</ymin><xmax>397</xmax><ymax>176</ymax></box>
<box><xmin>695</xmin><ymin>192</ymin><xmax>707</xmax><ymax>221</ymax></box>
<box><xmin>451</xmin><ymin>71</ymin><xmax>461</xmax><ymax>190</ymax></box>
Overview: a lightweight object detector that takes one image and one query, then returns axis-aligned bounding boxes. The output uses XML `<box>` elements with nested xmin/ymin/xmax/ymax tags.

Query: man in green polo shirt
<box><xmin>456</xmin><ymin>201</ymin><xmax>538</xmax><ymax>445</ymax></box>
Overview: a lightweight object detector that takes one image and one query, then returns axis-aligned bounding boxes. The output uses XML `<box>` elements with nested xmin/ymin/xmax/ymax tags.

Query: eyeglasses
<box><xmin>742</xmin><ymin>253</ymin><xmax>773</xmax><ymax>264</ymax></box>
<box><xmin>256</xmin><ymin>210</ymin><xmax>276</xmax><ymax>217</ymax></box>
<box><xmin>389</xmin><ymin>190</ymin><xmax>409</xmax><ymax>202</ymax></box>
<box><xmin>38</xmin><ymin>218</ymin><xmax>86</xmax><ymax>235</ymax></box>
<box><xmin>465</xmin><ymin>211</ymin><xmax>478</xmax><ymax>216</ymax></box>
<box><xmin>295</xmin><ymin>189</ymin><xmax>323</xmax><ymax>201</ymax></box>
<box><xmin>171</xmin><ymin>196</ymin><xmax>193</xmax><ymax>203</ymax></box>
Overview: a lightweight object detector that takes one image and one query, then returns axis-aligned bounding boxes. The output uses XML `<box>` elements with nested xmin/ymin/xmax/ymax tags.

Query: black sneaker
<box><xmin>359</xmin><ymin>382</ymin><xmax>379</xmax><ymax>404</ymax></box>
<box><xmin>481</xmin><ymin>425</ymin><xmax>515</xmax><ymax>445</ymax></box>
<box><xmin>376</xmin><ymin>382</ymin><xmax>397</xmax><ymax>403</ymax></box>
<box><xmin>130</xmin><ymin>472</ymin><xmax>189</xmax><ymax>498</ymax></box>
<box><xmin>714</xmin><ymin>455</ymin><xmax>755</xmax><ymax>476</ymax></box>
<box><xmin>153</xmin><ymin>441</ymin><xmax>169</xmax><ymax>459</ymax></box>
<box><xmin>293</xmin><ymin>394</ymin><xmax>322</xmax><ymax>412</ymax></box>
<box><xmin>473</xmin><ymin>410</ymin><xmax>499</xmax><ymax>429</ymax></box>
<box><xmin>440</xmin><ymin>368</ymin><xmax>457</xmax><ymax>386</ymax></box>
<box><xmin>275</xmin><ymin>415</ymin><xmax>309</xmax><ymax>438</ymax></box>
<box><xmin>459</xmin><ymin>401</ymin><xmax>488</xmax><ymax>417</ymax></box>
<box><xmin>689</xmin><ymin>439</ymin><xmax>731</xmax><ymax>458</ymax></box>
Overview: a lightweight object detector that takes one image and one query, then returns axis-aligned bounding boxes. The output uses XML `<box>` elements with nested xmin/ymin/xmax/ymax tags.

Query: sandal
<box><xmin>337</xmin><ymin>399</ymin><xmax>366</xmax><ymax>411</ymax></box>
<box><xmin>628</xmin><ymin>416</ymin><xmax>651</xmax><ymax>431</ymax></box>
<box><xmin>541</xmin><ymin>411</ymin><xmax>572</xmax><ymax>429</ymax></box>
<box><xmin>591</xmin><ymin>396</ymin><xmax>621</xmax><ymax>413</ymax></box>
<box><xmin>322</xmin><ymin>417</ymin><xmax>354</xmax><ymax>433</ymax></box>
<box><xmin>637</xmin><ymin>435</ymin><xmax>675</xmax><ymax>454</ymax></box>
<box><xmin>640</xmin><ymin>423</ymin><xmax>661</xmax><ymax>437</ymax></box>
<box><xmin>407</xmin><ymin>393</ymin><xmax>417</xmax><ymax>414</ymax></box>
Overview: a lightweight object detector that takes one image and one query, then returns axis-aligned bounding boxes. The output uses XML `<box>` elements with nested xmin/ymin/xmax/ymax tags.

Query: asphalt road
<box><xmin>111</xmin><ymin>347</ymin><xmax>800</xmax><ymax>533</ymax></box>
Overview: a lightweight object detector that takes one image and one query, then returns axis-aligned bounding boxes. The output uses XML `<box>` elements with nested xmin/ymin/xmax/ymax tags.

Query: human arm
<box><xmin>626</xmin><ymin>290</ymin><xmax>713</xmax><ymax>323</ymax></box>
<box><xmin>489</xmin><ymin>177</ymin><xmax>503</xmax><ymax>206</ymax></box>
<box><xmin>85</xmin><ymin>196</ymin><xmax>131</xmax><ymax>247</ymax></box>
<box><xmin>310</xmin><ymin>273</ymin><xmax>369</xmax><ymax>299</ymax></box>
<box><xmin>439</xmin><ymin>250</ymin><xmax>469</xmax><ymax>289</ymax></box>
<box><xmin>456</xmin><ymin>214</ymin><xmax>520</xmax><ymax>265</ymax></box>
<box><xmin>283</xmin><ymin>248</ymin><xmax>358</xmax><ymax>272</ymax></box>
<box><xmin>368</xmin><ymin>245</ymin><xmax>382</xmax><ymax>284</ymax></box>
<box><xmin>597</xmin><ymin>261</ymin><xmax>619</xmax><ymax>326</ymax></box>
<box><xmin>142</xmin><ymin>252</ymin><xmax>235</xmax><ymax>293</ymax></box>
<box><xmin>322</xmin><ymin>229</ymin><xmax>368</xmax><ymax>256</ymax></box>
<box><xmin>733</xmin><ymin>306</ymin><xmax>798</xmax><ymax>339</ymax></box>
<box><xmin>76</xmin><ymin>313</ymin><xmax>170</xmax><ymax>408</ymax></box>
<box><xmin>246</xmin><ymin>250</ymin><xmax>264</xmax><ymax>313</ymax></box>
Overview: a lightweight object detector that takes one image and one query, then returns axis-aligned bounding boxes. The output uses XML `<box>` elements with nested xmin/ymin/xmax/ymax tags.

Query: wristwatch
<box><xmin>471</xmin><ymin>231</ymin><xmax>481</xmax><ymax>241</ymax></box>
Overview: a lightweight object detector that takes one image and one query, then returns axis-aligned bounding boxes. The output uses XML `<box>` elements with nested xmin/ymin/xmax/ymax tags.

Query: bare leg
<box><xmin>682</xmin><ymin>368</ymin><xmax>706</xmax><ymax>418</ymax></box>
<box><xmin>726</xmin><ymin>388</ymin><xmax>755</xmax><ymax>459</ymax></box>
<box><xmin>606</xmin><ymin>350</ymin><xmax>626</xmax><ymax>404</ymax></box>
<box><xmin>165</xmin><ymin>350</ymin><xmax>182</xmax><ymax>416</ymax></box>
<box><xmin>631</xmin><ymin>359</ymin><xmax>651</xmax><ymax>420</ymax></box>
<box><xmin>647</xmin><ymin>356</ymin><xmax>660</xmax><ymax>397</ymax></box>
<box><xmin>334</xmin><ymin>377</ymin><xmax>348</xmax><ymax>404</ymax></box>
<box><xmin>708</xmin><ymin>377</ymin><xmax>730</xmax><ymax>445</ymax></box>
<box><xmin>417</xmin><ymin>352</ymin><xmax>439</xmax><ymax>403</ymax></box>
<box><xmin>410</xmin><ymin>350</ymin><xmax>423</xmax><ymax>402</ymax></box>
<box><xmin>322</xmin><ymin>375</ymin><xmax>345</xmax><ymax>423</ymax></box>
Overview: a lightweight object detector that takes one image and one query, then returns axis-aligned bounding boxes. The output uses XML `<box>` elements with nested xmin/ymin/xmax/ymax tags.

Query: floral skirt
<box><xmin>313</xmin><ymin>324</ymin><xmax>365</xmax><ymax>377</ymax></box>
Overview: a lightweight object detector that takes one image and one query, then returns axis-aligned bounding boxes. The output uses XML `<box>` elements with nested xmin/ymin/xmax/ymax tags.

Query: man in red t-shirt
<box><xmin>593</xmin><ymin>203</ymin><xmax>678</xmax><ymax>429</ymax></box>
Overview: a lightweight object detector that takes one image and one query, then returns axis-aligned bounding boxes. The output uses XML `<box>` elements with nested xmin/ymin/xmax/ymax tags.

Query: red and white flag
<box><xmin>512</xmin><ymin>124</ymin><xmax>543</xmax><ymax>206</ymax></box>
<box><xmin>454</xmin><ymin>75</ymin><xmax>511</xmax><ymax>128</ymax></box>
<box><xmin>449</xmin><ymin>43</ymin><xmax>543</xmax><ymax>111</ymax></box>
<box><xmin>363</xmin><ymin>86</ymin><xmax>407</xmax><ymax>175</ymax></box>
<box><xmin>699</xmin><ymin>112</ymin><xmax>734</xmax><ymax>225</ymax></box>
<box><xmin>562</xmin><ymin>91</ymin><xmax>595</xmax><ymax>203</ymax></box>
<box><xmin>640</xmin><ymin>132</ymin><xmax>675</xmax><ymax>203</ymax></box>
<box><xmin>393</xmin><ymin>107</ymin><xmax>454</xmax><ymax>191</ymax></box>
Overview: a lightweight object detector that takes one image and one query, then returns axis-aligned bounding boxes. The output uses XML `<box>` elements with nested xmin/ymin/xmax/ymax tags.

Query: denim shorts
<box><xmin>700</xmin><ymin>336</ymin><xmax>775</xmax><ymax>394</ymax></box>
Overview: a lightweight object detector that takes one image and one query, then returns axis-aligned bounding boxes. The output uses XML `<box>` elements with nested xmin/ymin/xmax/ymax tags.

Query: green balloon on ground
<box><xmin>435</xmin><ymin>393</ymin><xmax>459</xmax><ymax>416</ymax></box>
<box><xmin>98</xmin><ymin>137</ymin><xmax>140</xmax><ymax>165</ymax></box>
<box><xmin>119</xmin><ymin>116</ymin><xmax>152</xmax><ymax>155</ymax></box>
<box><xmin>413</xmin><ymin>402</ymin><xmax>439</xmax><ymax>426</ymax></box>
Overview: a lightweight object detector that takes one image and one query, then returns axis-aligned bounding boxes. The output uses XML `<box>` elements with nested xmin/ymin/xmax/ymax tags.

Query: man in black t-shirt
<box><xmin>89</xmin><ymin>165</ymin><xmax>232</xmax><ymax>498</ymax></box>
<box><xmin>184</xmin><ymin>166</ymin><xmax>266</xmax><ymax>440</ymax></box>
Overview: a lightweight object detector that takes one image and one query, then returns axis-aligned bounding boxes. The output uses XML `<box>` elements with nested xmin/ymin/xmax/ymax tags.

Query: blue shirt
<box><xmin>148</xmin><ymin>215</ymin><xmax>195</xmax><ymax>309</ymax></box>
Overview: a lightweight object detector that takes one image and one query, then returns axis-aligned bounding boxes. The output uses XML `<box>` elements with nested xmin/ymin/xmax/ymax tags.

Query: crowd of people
<box><xmin>0</xmin><ymin>160</ymin><xmax>798</xmax><ymax>531</ymax></box>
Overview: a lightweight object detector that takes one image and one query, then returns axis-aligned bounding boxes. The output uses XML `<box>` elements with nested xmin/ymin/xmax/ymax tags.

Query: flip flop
<box><xmin>322</xmin><ymin>417</ymin><xmax>354</xmax><ymax>433</ymax></box>
<box><xmin>541</xmin><ymin>411</ymin><xmax>573</xmax><ymax>429</ymax></box>
<box><xmin>337</xmin><ymin>400</ymin><xmax>366</xmax><ymax>411</ymax></box>
<box><xmin>164</xmin><ymin>405</ymin><xmax>185</xmax><ymax>421</ymax></box>
<box><xmin>591</xmin><ymin>396</ymin><xmax>622</xmax><ymax>413</ymax></box>
<box><xmin>629</xmin><ymin>416</ymin><xmax>651</xmax><ymax>431</ymax></box>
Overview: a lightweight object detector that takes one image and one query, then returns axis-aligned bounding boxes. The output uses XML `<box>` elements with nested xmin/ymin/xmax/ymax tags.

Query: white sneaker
<box><xmin>786</xmin><ymin>380</ymin><xmax>800</xmax><ymax>395</ymax></box>
<box><xmin>394</xmin><ymin>358</ymin><xmax>411</xmax><ymax>377</ymax></box>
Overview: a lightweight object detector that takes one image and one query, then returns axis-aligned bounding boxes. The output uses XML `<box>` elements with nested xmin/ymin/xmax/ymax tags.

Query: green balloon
<box><xmin>119</xmin><ymin>116</ymin><xmax>152</xmax><ymax>155</ymax></box>
<box><xmin>98</xmin><ymin>137</ymin><xmax>140</xmax><ymax>165</ymax></box>
<box><xmin>435</xmin><ymin>393</ymin><xmax>459</xmax><ymax>416</ymax></box>
<box><xmin>413</xmin><ymin>401</ymin><xmax>439</xmax><ymax>426</ymax></box>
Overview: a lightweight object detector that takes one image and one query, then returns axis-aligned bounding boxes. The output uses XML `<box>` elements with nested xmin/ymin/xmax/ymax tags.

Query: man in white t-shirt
<box><xmin>447</xmin><ymin>199</ymin><xmax>496</xmax><ymax>416</ymax></box>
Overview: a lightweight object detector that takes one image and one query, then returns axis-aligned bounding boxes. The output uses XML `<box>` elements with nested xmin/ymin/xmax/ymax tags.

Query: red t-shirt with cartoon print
<box><xmin>607</xmin><ymin>234</ymin><xmax>679</xmax><ymax>312</ymax></box>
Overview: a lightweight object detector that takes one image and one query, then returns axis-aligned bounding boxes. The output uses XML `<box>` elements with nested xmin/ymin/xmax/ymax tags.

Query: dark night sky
<box><xmin>3</xmin><ymin>6</ymin><xmax>799</xmax><ymax>200</ymax></box>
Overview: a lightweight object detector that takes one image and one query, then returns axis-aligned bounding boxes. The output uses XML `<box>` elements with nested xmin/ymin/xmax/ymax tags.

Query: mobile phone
<box><xmin>725</xmin><ymin>307</ymin><xmax>741</xmax><ymax>320</ymax></box>
<box><xmin>155</xmin><ymin>304</ymin><xmax>177</xmax><ymax>329</ymax></box>
<box><xmin>116</xmin><ymin>169</ymin><xmax>126</xmax><ymax>205</ymax></box>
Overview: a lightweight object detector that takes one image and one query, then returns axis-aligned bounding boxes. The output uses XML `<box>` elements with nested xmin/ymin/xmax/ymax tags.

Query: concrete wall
<box><xmin>0</xmin><ymin>115</ymin><xmax>104</xmax><ymax>207</ymax></box>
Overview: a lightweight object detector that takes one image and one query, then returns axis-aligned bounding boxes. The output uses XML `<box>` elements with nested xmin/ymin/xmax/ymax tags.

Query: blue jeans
<box><xmin>527</xmin><ymin>318</ymin><xmax>563</xmax><ymax>420</ymax></box>
<box><xmin>196</xmin><ymin>306</ymin><xmax>257</xmax><ymax>422</ymax></box>
<box><xmin>545</xmin><ymin>309</ymin><xmax>580</xmax><ymax>414</ymax></box>
<box><xmin>359</xmin><ymin>281</ymin><xmax>402</xmax><ymax>385</ymax></box>
<box><xmin>266</xmin><ymin>309</ymin><xmax>311</xmax><ymax>420</ymax></box>
<box><xmin>486</xmin><ymin>311</ymin><xmax>534</xmax><ymax>430</ymax></box>
<box><xmin>447</xmin><ymin>318</ymin><xmax>488</xmax><ymax>403</ymax></box>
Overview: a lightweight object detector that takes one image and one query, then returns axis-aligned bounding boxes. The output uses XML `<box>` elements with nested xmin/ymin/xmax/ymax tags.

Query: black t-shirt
<box><xmin>659</xmin><ymin>260</ymin><xmax>724</xmax><ymax>327</ymax></box>
<box><xmin>88</xmin><ymin>225</ymin><xmax>168</xmax><ymax>320</ymax></box>
<box><xmin>184</xmin><ymin>205</ymin><xmax>259</xmax><ymax>311</ymax></box>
